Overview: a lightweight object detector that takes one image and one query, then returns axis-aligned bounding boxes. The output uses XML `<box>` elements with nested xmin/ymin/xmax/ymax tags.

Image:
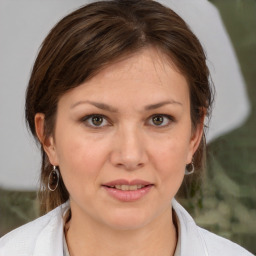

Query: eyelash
<box><xmin>81</xmin><ymin>114</ymin><xmax>175</xmax><ymax>129</ymax></box>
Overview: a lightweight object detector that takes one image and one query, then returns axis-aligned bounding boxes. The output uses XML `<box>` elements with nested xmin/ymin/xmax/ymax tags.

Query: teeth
<box><xmin>113</xmin><ymin>184</ymin><xmax>146</xmax><ymax>191</ymax></box>
<box><xmin>130</xmin><ymin>185</ymin><xmax>138</xmax><ymax>191</ymax></box>
<box><xmin>121</xmin><ymin>185</ymin><xmax>129</xmax><ymax>191</ymax></box>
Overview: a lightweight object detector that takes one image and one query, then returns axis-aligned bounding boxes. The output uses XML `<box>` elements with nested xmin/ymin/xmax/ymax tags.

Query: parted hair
<box><xmin>25</xmin><ymin>0</ymin><xmax>213</xmax><ymax>214</ymax></box>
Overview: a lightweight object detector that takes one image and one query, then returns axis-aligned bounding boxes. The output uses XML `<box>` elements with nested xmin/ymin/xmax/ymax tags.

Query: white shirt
<box><xmin>0</xmin><ymin>199</ymin><xmax>253</xmax><ymax>256</ymax></box>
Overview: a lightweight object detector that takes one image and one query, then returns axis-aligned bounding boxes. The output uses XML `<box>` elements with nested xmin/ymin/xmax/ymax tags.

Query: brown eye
<box><xmin>91</xmin><ymin>116</ymin><xmax>103</xmax><ymax>126</ymax></box>
<box><xmin>148</xmin><ymin>114</ymin><xmax>173</xmax><ymax>127</ymax></box>
<box><xmin>82</xmin><ymin>114</ymin><xmax>109</xmax><ymax>128</ymax></box>
<box><xmin>152</xmin><ymin>116</ymin><xmax>164</xmax><ymax>126</ymax></box>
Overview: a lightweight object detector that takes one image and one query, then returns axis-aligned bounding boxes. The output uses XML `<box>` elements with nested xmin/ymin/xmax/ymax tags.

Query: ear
<box><xmin>186</xmin><ymin>112</ymin><xmax>206</xmax><ymax>164</ymax></box>
<box><xmin>34</xmin><ymin>113</ymin><xmax>59</xmax><ymax>166</ymax></box>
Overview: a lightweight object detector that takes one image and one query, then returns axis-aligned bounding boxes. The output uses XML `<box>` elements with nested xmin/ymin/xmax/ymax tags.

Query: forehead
<box><xmin>90</xmin><ymin>48</ymin><xmax>182</xmax><ymax>86</ymax></box>
<box><xmin>58</xmin><ymin>47</ymin><xmax>190</xmax><ymax>109</ymax></box>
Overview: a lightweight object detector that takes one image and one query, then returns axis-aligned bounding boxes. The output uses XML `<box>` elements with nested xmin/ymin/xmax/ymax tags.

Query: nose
<box><xmin>110</xmin><ymin>126</ymin><xmax>148</xmax><ymax>171</ymax></box>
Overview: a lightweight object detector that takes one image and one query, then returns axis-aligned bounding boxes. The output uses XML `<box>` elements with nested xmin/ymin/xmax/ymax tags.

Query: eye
<box><xmin>148</xmin><ymin>114</ymin><xmax>173</xmax><ymax>127</ymax></box>
<box><xmin>82</xmin><ymin>114</ymin><xmax>109</xmax><ymax>128</ymax></box>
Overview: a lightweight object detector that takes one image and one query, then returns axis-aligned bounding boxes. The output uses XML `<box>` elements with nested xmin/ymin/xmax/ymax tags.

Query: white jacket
<box><xmin>0</xmin><ymin>200</ymin><xmax>253</xmax><ymax>256</ymax></box>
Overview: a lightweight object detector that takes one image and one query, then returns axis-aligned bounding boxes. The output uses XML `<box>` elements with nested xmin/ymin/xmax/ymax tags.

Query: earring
<box><xmin>48</xmin><ymin>166</ymin><xmax>60</xmax><ymax>191</ymax></box>
<box><xmin>185</xmin><ymin>161</ymin><xmax>195</xmax><ymax>175</ymax></box>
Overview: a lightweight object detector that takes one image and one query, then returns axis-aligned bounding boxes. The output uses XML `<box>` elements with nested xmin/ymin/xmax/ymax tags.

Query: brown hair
<box><xmin>25</xmin><ymin>0</ymin><xmax>213</xmax><ymax>214</ymax></box>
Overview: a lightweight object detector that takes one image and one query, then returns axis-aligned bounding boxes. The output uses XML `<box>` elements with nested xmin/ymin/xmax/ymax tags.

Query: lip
<box><xmin>103</xmin><ymin>179</ymin><xmax>152</xmax><ymax>187</ymax></box>
<box><xmin>102</xmin><ymin>179</ymin><xmax>154</xmax><ymax>202</ymax></box>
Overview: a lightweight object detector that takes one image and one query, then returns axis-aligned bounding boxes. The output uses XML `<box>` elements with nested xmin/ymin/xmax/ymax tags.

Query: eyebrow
<box><xmin>70</xmin><ymin>100</ymin><xmax>182</xmax><ymax>112</ymax></box>
<box><xmin>144</xmin><ymin>100</ymin><xmax>182</xmax><ymax>110</ymax></box>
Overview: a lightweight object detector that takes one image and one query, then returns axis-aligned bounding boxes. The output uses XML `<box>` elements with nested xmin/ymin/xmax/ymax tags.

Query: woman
<box><xmin>0</xmin><ymin>0</ymin><xmax>253</xmax><ymax>255</ymax></box>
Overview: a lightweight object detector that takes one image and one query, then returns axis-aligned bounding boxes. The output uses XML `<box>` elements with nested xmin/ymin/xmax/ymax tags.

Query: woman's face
<box><xmin>39</xmin><ymin>48</ymin><xmax>203</xmax><ymax>230</ymax></box>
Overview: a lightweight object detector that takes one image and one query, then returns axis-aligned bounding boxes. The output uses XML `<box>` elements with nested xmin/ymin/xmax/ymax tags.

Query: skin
<box><xmin>35</xmin><ymin>47</ymin><xmax>204</xmax><ymax>256</ymax></box>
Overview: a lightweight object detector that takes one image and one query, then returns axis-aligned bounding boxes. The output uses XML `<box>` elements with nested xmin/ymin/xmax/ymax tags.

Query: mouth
<box><xmin>101</xmin><ymin>179</ymin><xmax>154</xmax><ymax>202</ymax></box>
<box><xmin>102</xmin><ymin>184</ymin><xmax>152</xmax><ymax>191</ymax></box>
<box><xmin>102</xmin><ymin>179</ymin><xmax>153</xmax><ymax>190</ymax></box>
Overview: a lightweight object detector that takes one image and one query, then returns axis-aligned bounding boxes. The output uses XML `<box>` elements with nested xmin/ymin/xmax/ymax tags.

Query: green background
<box><xmin>0</xmin><ymin>0</ymin><xmax>255</xmax><ymax>254</ymax></box>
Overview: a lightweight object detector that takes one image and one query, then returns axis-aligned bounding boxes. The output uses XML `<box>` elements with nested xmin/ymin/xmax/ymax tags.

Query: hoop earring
<box><xmin>185</xmin><ymin>161</ymin><xmax>195</xmax><ymax>175</ymax></box>
<box><xmin>48</xmin><ymin>166</ymin><xmax>60</xmax><ymax>192</ymax></box>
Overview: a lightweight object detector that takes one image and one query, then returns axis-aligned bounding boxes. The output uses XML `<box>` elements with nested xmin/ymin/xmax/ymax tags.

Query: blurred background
<box><xmin>0</xmin><ymin>0</ymin><xmax>255</xmax><ymax>254</ymax></box>
<box><xmin>196</xmin><ymin>0</ymin><xmax>256</xmax><ymax>252</ymax></box>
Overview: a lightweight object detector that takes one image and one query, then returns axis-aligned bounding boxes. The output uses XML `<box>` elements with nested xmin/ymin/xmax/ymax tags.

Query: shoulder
<box><xmin>0</xmin><ymin>203</ymin><xmax>67</xmax><ymax>256</ymax></box>
<box><xmin>172</xmin><ymin>199</ymin><xmax>254</xmax><ymax>256</ymax></box>
<box><xmin>198</xmin><ymin>227</ymin><xmax>254</xmax><ymax>256</ymax></box>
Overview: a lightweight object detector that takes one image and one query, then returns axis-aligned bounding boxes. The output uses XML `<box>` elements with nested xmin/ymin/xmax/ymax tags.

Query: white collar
<box><xmin>172</xmin><ymin>199</ymin><xmax>209</xmax><ymax>256</ymax></box>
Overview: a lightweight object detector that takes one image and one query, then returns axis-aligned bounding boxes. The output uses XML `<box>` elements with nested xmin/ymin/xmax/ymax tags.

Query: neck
<box><xmin>65</xmin><ymin>205</ymin><xmax>177</xmax><ymax>256</ymax></box>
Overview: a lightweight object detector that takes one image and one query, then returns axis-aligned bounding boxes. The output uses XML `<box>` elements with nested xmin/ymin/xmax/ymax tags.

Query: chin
<box><xmin>102</xmin><ymin>207</ymin><xmax>157</xmax><ymax>231</ymax></box>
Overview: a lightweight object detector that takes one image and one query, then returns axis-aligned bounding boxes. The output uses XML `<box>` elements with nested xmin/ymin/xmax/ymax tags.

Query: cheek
<box><xmin>153</xmin><ymin>132</ymin><xmax>190</xmax><ymax>167</ymax></box>
<box><xmin>54</xmin><ymin>128</ymin><xmax>110</xmax><ymax>190</ymax></box>
<box><xmin>61</xmin><ymin>142</ymin><xmax>104</xmax><ymax>171</ymax></box>
<box><xmin>155</xmin><ymin>145</ymin><xmax>186</xmax><ymax>178</ymax></box>
<box><xmin>150</xmin><ymin>132</ymin><xmax>190</xmax><ymax>190</ymax></box>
